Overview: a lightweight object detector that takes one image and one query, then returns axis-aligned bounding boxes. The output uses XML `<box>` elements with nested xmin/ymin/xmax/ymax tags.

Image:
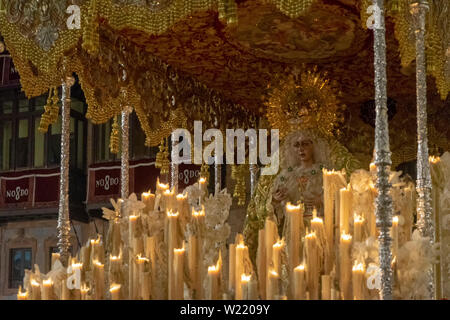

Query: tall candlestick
<box><xmin>286</xmin><ymin>202</ymin><xmax>303</xmax><ymax>294</ymax></box>
<box><xmin>207</xmin><ymin>264</ymin><xmax>220</xmax><ymax>300</ymax></box>
<box><xmin>235</xmin><ymin>241</ymin><xmax>245</xmax><ymax>300</ymax></box>
<box><xmin>228</xmin><ymin>243</ymin><xmax>236</xmax><ymax>293</ymax></box>
<box><xmin>391</xmin><ymin>216</ymin><xmax>399</xmax><ymax>259</ymax></box>
<box><xmin>339</xmin><ymin>186</ymin><xmax>352</xmax><ymax>236</ymax></box>
<box><xmin>352</xmin><ymin>261</ymin><xmax>365</xmax><ymax>300</ymax></box>
<box><xmin>136</xmin><ymin>254</ymin><xmax>150</xmax><ymax>300</ymax></box>
<box><xmin>305</xmin><ymin>231</ymin><xmax>319</xmax><ymax>300</ymax></box>
<box><xmin>31</xmin><ymin>279</ymin><xmax>41</xmax><ymax>300</ymax></box>
<box><xmin>256</xmin><ymin>229</ymin><xmax>266</xmax><ymax>299</ymax></box>
<box><xmin>141</xmin><ymin>192</ymin><xmax>155</xmax><ymax>214</ymax></box>
<box><xmin>109</xmin><ymin>283</ymin><xmax>121</xmax><ymax>300</ymax></box>
<box><xmin>293</xmin><ymin>264</ymin><xmax>306</xmax><ymax>300</ymax></box>
<box><xmin>128</xmin><ymin>215</ymin><xmax>138</xmax><ymax>299</ymax></box>
<box><xmin>167</xmin><ymin>210</ymin><xmax>180</xmax><ymax>300</ymax></box>
<box><xmin>240</xmin><ymin>274</ymin><xmax>251</xmax><ymax>300</ymax></box>
<box><xmin>339</xmin><ymin>233</ymin><xmax>352</xmax><ymax>300</ymax></box>
<box><xmin>198</xmin><ymin>177</ymin><xmax>207</xmax><ymax>205</ymax></box>
<box><xmin>41</xmin><ymin>279</ymin><xmax>54</xmax><ymax>300</ymax></box>
<box><xmin>267</xmin><ymin>270</ymin><xmax>279</xmax><ymax>300</ymax></box>
<box><xmin>272</xmin><ymin>238</ymin><xmax>284</xmax><ymax>276</ymax></box>
<box><xmin>93</xmin><ymin>260</ymin><xmax>105</xmax><ymax>300</ymax></box>
<box><xmin>264</xmin><ymin>219</ymin><xmax>278</xmax><ymax>300</ymax></box>
<box><xmin>173</xmin><ymin>245</ymin><xmax>185</xmax><ymax>300</ymax></box>
<box><xmin>354</xmin><ymin>215</ymin><xmax>365</xmax><ymax>243</ymax></box>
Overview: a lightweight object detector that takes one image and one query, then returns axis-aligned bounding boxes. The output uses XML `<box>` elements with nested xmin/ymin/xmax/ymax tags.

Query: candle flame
<box><xmin>72</xmin><ymin>262</ymin><xmax>83</xmax><ymax>269</ymax></box>
<box><xmin>311</xmin><ymin>216</ymin><xmax>323</xmax><ymax>224</ymax></box>
<box><xmin>158</xmin><ymin>182</ymin><xmax>169</xmax><ymax>190</ymax></box>
<box><xmin>90</xmin><ymin>235</ymin><xmax>101</xmax><ymax>245</ymax></box>
<box><xmin>199</xmin><ymin>177</ymin><xmax>207</xmax><ymax>183</ymax></box>
<box><xmin>93</xmin><ymin>260</ymin><xmax>104</xmax><ymax>268</ymax></box>
<box><xmin>136</xmin><ymin>254</ymin><xmax>150</xmax><ymax>262</ymax></box>
<box><xmin>176</xmin><ymin>193</ymin><xmax>187</xmax><ymax>200</ymax></box>
<box><xmin>294</xmin><ymin>264</ymin><xmax>305</xmax><ymax>271</ymax></box>
<box><xmin>110</xmin><ymin>254</ymin><xmax>121</xmax><ymax>261</ymax></box>
<box><xmin>109</xmin><ymin>283</ymin><xmax>121</xmax><ymax>293</ymax></box>
<box><xmin>30</xmin><ymin>279</ymin><xmax>40</xmax><ymax>287</ymax></box>
<box><xmin>286</xmin><ymin>202</ymin><xmax>302</xmax><ymax>211</ymax></box>
<box><xmin>341</xmin><ymin>232</ymin><xmax>352</xmax><ymax>241</ymax></box>
<box><xmin>142</xmin><ymin>192</ymin><xmax>150</xmax><ymax>197</ymax></box>
<box><xmin>392</xmin><ymin>216</ymin><xmax>399</xmax><ymax>224</ymax></box>
<box><xmin>43</xmin><ymin>279</ymin><xmax>53</xmax><ymax>286</ymax></box>
<box><xmin>273</xmin><ymin>238</ymin><xmax>285</xmax><ymax>248</ymax></box>
<box><xmin>269</xmin><ymin>269</ymin><xmax>278</xmax><ymax>277</ymax></box>
<box><xmin>167</xmin><ymin>210</ymin><xmax>179</xmax><ymax>217</ymax></box>
<box><xmin>305</xmin><ymin>231</ymin><xmax>316</xmax><ymax>239</ymax></box>
<box><xmin>208</xmin><ymin>265</ymin><xmax>219</xmax><ymax>273</ymax></box>
<box><xmin>163</xmin><ymin>189</ymin><xmax>174</xmax><ymax>196</ymax></box>
<box><xmin>17</xmin><ymin>287</ymin><xmax>28</xmax><ymax>299</ymax></box>
<box><xmin>236</xmin><ymin>241</ymin><xmax>246</xmax><ymax>249</ymax></box>
<box><xmin>241</xmin><ymin>274</ymin><xmax>251</xmax><ymax>282</ymax></box>
<box><xmin>174</xmin><ymin>247</ymin><xmax>185</xmax><ymax>254</ymax></box>
<box><xmin>429</xmin><ymin>156</ymin><xmax>440</xmax><ymax>164</ymax></box>
<box><xmin>192</xmin><ymin>207</ymin><xmax>205</xmax><ymax>217</ymax></box>
<box><xmin>80</xmin><ymin>283</ymin><xmax>89</xmax><ymax>293</ymax></box>
<box><xmin>352</xmin><ymin>261</ymin><xmax>365</xmax><ymax>272</ymax></box>
<box><xmin>354</xmin><ymin>214</ymin><xmax>364</xmax><ymax>224</ymax></box>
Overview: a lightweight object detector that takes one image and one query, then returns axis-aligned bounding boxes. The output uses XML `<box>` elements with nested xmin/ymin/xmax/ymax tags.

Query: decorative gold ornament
<box><xmin>109</xmin><ymin>116</ymin><xmax>120</xmax><ymax>154</ymax></box>
<box><xmin>265</xmin><ymin>66</ymin><xmax>345</xmax><ymax>140</ymax></box>
<box><xmin>231</xmin><ymin>164</ymin><xmax>248</xmax><ymax>206</ymax></box>
<box><xmin>156</xmin><ymin>138</ymin><xmax>170</xmax><ymax>175</ymax></box>
<box><xmin>263</xmin><ymin>0</ymin><xmax>315</xmax><ymax>19</ymax></box>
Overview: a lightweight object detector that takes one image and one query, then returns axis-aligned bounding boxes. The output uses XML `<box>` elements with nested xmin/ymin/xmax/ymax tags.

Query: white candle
<box><xmin>80</xmin><ymin>283</ymin><xmax>89</xmax><ymax>300</ymax></box>
<box><xmin>41</xmin><ymin>279</ymin><xmax>53</xmax><ymax>300</ymax></box>
<box><xmin>31</xmin><ymin>279</ymin><xmax>41</xmax><ymax>300</ymax></box>
<box><xmin>305</xmin><ymin>231</ymin><xmax>319</xmax><ymax>300</ymax></box>
<box><xmin>352</xmin><ymin>261</ymin><xmax>365</xmax><ymax>300</ymax></box>
<box><xmin>167</xmin><ymin>210</ymin><xmax>180</xmax><ymax>300</ymax></box>
<box><xmin>340</xmin><ymin>232</ymin><xmax>352</xmax><ymax>300</ymax></box>
<box><xmin>173</xmin><ymin>245</ymin><xmax>185</xmax><ymax>300</ymax></box>
<box><xmin>240</xmin><ymin>274</ymin><xmax>251</xmax><ymax>300</ymax></box>
<box><xmin>293</xmin><ymin>264</ymin><xmax>306</xmax><ymax>300</ymax></box>
<box><xmin>207</xmin><ymin>264</ymin><xmax>220</xmax><ymax>300</ymax></box>
<box><xmin>228</xmin><ymin>243</ymin><xmax>236</xmax><ymax>293</ymax></box>
<box><xmin>235</xmin><ymin>241</ymin><xmax>245</xmax><ymax>300</ymax></box>
<box><xmin>267</xmin><ymin>270</ymin><xmax>279</xmax><ymax>300</ymax></box>
<box><xmin>93</xmin><ymin>260</ymin><xmax>105</xmax><ymax>300</ymax></box>
<box><xmin>353</xmin><ymin>214</ymin><xmax>364</xmax><ymax>243</ymax></box>
<box><xmin>286</xmin><ymin>202</ymin><xmax>303</xmax><ymax>292</ymax></box>
<box><xmin>339</xmin><ymin>186</ymin><xmax>352</xmax><ymax>236</ymax></box>
<box><xmin>141</xmin><ymin>191</ymin><xmax>155</xmax><ymax>214</ymax></box>
<box><xmin>17</xmin><ymin>286</ymin><xmax>29</xmax><ymax>300</ymax></box>
<box><xmin>321</xmin><ymin>275</ymin><xmax>331</xmax><ymax>300</ymax></box>
<box><xmin>391</xmin><ymin>216</ymin><xmax>399</xmax><ymax>259</ymax></box>
<box><xmin>272</xmin><ymin>238</ymin><xmax>284</xmax><ymax>276</ymax></box>
<box><xmin>256</xmin><ymin>229</ymin><xmax>266</xmax><ymax>299</ymax></box>
<box><xmin>109</xmin><ymin>283</ymin><xmax>121</xmax><ymax>300</ymax></box>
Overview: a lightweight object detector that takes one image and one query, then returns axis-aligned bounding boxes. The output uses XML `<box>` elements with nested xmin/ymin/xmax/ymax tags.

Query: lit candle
<box><xmin>248</xmin><ymin>276</ymin><xmax>258</xmax><ymax>300</ymax></box>
<box><xmin>136</xmin><ymin>254</ymin><xmax>150</xmax><ymax>300</ymax></box>
<box><xmin>369</xmin><ymin>162</ymin><xmax>376</xmax><ymax>174</ymax></box>
<box><xmin>305</xmin><ymin>231</ymin><xmax>320</xmax><ymax>300</ymax></box>
<box><xmin>163</xmin><ymin>188</ymin><xmax>175</xmax><ymax>213</ymax></box>
<box><xmin>167</xmin><ymin>210</ymin><xmax>180</xmax><ymax>300</ymax></box>
<box><xmin>80</xmin><ymin>283</ymin><xmax>89</xmax><ymax>300</ymax></box>
<box><xmin>352</xmin><ymin>261</ymin><xmax>365</xmax><ymax>300</ymax></box>
<box><xmin>17</xmin><ymin>286</ymin><xmax>28</xmax><ymax>300</ymax></box>
<box><xmin>272</xmin><ymin>238</ymin><xmax>284</xmax><ymax>276</ymax></box>
<box><xmin>256</xmin><ymin>229</ymin><xmax>266</xmax><ymax>299</ymax></box>
<box><xmin>340</xmin><ymin>232</ymin><xmax>352</xmax><ymax>300</ymax></box>
<box><xmin>310</xmin><ymin>211</ymin><xmax>328</xmax><ymax>278</ymax></box>
<box><xmin>322</xmin><ymin>168</ymin><xmax>346</xmax><ymax>274</ymax></box>
<box><xmin>93</xmin><ymin>260</ymin><xmax>104</xmax><ymax>300</ymax></box>
<box><xmin>198</xmin><ymin>177</ymin><xmax>207</xmax><ymax>205</ymax></box>
<box><xmin>109</xmin><ymin>251</ymin><xmax>122</xmax><ymax>284</ymax></box>
<box><xmin>173</xmin><ymin>245</ymin><xmax>185</xmax><ymax>300</ymax></box>
<box><xmin>128</xmin><ymin>215</ymin><xmax>138</xmax><ymax>299</ymax></box>
<box><xmin>235</xmin><ymin>241</ymin><xmax>245</xmax><ymax>300</ymax></box>
<box><xmin>41</xmin><ymin>279</ymin><xmax>53</xmax><ymax>300</ymax></box>
<box><xmin>61</xmin><ymin>278</ymin><xmax>70</xmax><ymax>300</ymax></box>
<box><xmin>141</xmin><ymin>191</ymin><xmax>155</xmax><ymax>214</ymax></box>
<box><xmin>176</xmin><ymin>193</ymin><xmax>189</xmax><ymax>230</ymax></box>
<box><xmin>339</xmin><ymin>186</ymin><xmax>352</xmax><ymax>236</ymax></box>
<box><xmin>156</xmin><ymin>178</ymin><xmax>170</xmax><ymax>195</ymax></box>
<box><xmin>228</xmin><ymin>243</ymin><xmax>236</xmax><ymax>293</ymax></box>
<box><xmin>264</xmin><ymin>219</ymin><xmax>278</xmax><ymax>300</ymax></box>
<box><xmin>207</xmin><ymin>263</ymin><xmax>220</xmax><ymax>300</ymax></box>
<box><xmin>31</xmin><ymin>279</ymin><xmax>41</xmax><ymax>300</ymax></box>
<box><xmin>267</xmin><ymin>270</ymin><xmax>279</xmax><ymax>300</ymax></box>
<box><xmin>240</xmin><ymin>274</ymin><xmax>251</xmax><ymax>300</ymax></box>
<box><xmin>391</xmin><ymin>216</ymin><xmax>399</xmax><ymax>259</ymax></box>
<box><xmin>293</xmin><ymin>264</ymin><xmax>306</xmax><ymax>300</ymax></box>
<box><xmin>51</xmin><ymin>253</ymin><xmax>60</xmax><ymax>269</ymax></box>
<box><xmin>353</xmin><ymin>214</ymin><xmax>365</xmax><ymax>243</ymax></box>
<box><xmin>286</xmin><ymin>202</ymin><xmax>303</xmax><ymax>293</ymax></box>
<box><xmin>109</xmin><ymin>283</ymin><xmax>121</xmax><ymax>300</ymax></box>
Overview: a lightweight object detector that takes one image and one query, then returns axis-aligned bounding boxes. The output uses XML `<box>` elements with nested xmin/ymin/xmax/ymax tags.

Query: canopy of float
<box><xmin>0</xmin><ymin>0</ymin><xmax>448</xmax><ymax>167</ymax></box>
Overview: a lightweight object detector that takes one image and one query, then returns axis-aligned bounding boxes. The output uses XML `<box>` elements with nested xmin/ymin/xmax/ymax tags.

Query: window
<box><xmin>130</xmin><ymin>112</ymin><xmax>158</xmax><ymax>160</ymax></box>
<box><xmin>0</xmin><ymin>89</ymin><xmax>86</xmax><ymax>171</ymax></box>
<box><xmin>9</xmin><ymin>248</ymin><xmax>32</xmax><ymax>289</ymax></box>
<box><xmin>93</xmin><ymin>118</ymin><xmax>119</xmax><ymax>163</ymax></box>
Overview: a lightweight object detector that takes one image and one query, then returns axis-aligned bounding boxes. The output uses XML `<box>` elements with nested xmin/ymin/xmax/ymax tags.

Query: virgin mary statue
<box><xmin>243</xmin><ymin>68</ymin><xmax>360</xmax><ymax>263</ymax></box>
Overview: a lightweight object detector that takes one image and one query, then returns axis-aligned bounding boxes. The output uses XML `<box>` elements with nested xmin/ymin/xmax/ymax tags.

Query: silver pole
<box><xmin>121</xmin><ymin>107</ymin><xmax>131</xmax><ymax>199</ymax></box>
<box><xmin>411</xmin><ymin>0</ymin><xmax>435</xmax><ymax>299</ymax></box>
<box><xmin>57</xmin><ymin>75</ymin><xmax>75</xmax><ymax>267</ymax></box>
<box><xmin>372</xmin><ymin>0</ymin><xmax>394</xmax><ymax>300</ymax></box>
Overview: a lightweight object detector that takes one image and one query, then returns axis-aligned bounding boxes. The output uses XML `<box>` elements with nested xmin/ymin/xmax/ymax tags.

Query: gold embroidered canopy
<box><xmin>0</xmin><ymin>0</ymin><xmax>448</xmax><ymax>166</ymax></box>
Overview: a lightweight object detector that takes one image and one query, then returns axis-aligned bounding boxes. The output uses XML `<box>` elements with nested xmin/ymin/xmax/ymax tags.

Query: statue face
<box><xmin>293</xmin><ymin>136</ymin><xmax>314</xmax><ymax>164</ymax></box>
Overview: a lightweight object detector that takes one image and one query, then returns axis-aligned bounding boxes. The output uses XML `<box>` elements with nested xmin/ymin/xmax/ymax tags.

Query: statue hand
<box><xmin>272</xmin><ymin>188</ymin><xmax>287</xmax><ymax>202</ymax></box>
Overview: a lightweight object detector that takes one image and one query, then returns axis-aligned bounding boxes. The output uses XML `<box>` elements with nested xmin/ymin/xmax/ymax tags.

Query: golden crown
<box><xmin>265</xmin><ymin>66</ymin><xmax>346</xmax><ymax>140</ymax></box>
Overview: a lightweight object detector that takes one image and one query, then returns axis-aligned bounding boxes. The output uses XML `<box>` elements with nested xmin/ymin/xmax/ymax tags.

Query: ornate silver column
<box><xmin>57</xmin><ymin>75</ymin><xmax>75</xmax><ymax>267</ymax></box>
<box><xmin>410</xmin><ymin>0</ymin><xmax>435</xmax><ymax>299</ymax></box>
<box><xmin>121</xmin><ymin>106</ymin><xmax>132</xmax><ymax>199</ymax></box>
<box><xmin>171</xmin><ymin>136</ymin><xmax>179</xmax><ymax>193</ymax></box>
<box><xmin>372</xmin><ymin>0</ymin><xmax>394</xmax><ymax>300</ymax></box>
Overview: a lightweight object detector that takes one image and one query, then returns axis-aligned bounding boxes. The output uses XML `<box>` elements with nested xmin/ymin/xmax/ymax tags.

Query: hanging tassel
<box><xmin>38</xmin><ymin>88</ymin><xmax>54</xmax><ymax>133</ymax></box>
<box><xmin>109</xmin><ymin>116</ymin><xmax>120</xmax><ymax>154</ymax></box>
<box><xmin>160</xmin><ymin>138</ymin><xmax>170</xmax><ymax>175</ymax></box>
<box><xmin>82</xmin><ymin>0</ymin><xmax>99</xmax><ymax>56</ymax></box>
<box><xmin>49</xmin><ymin>87</ymin><xmax>60</xmax><ymax>124</ymax></box>
<box><xmin>231</xmin><ymin>164</ymin><xmax>248</xmax><ymax>206</ymax></box>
